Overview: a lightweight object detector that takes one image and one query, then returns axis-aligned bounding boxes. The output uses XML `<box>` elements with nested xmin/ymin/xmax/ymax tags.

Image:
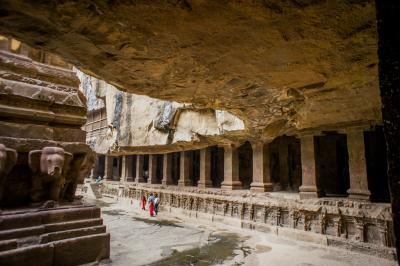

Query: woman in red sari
<box><xmin>140</xmin><ymin>194</ymin><xmax>147</xmax><ymax>210</ymax></box>
<box><xmin>148</xmin><ymin>193</ymin><xmax>155</xmax><ymax>217</ymax></box>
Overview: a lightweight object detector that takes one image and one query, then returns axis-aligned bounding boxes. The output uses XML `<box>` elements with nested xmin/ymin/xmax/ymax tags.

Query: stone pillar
<box><xmin>121</xmin><ymin>155</ymin><xmax>134</xmax><ymax>182</ymax></box>
<box><xmin>347</xmin><ymin>131</ymin><xmax>371</xmax><ymax>200</ymax></box>
<box><xmin>126</xmin><ymin>155</ymin><xmax>134</xmax><ymax>181</ymax></box>
<box><xmin>104</xmin><ymin>156</ymin><xmax>113</xmax><ymax>180</ymax></box>
<box><xmin>121</xmin><ymin>155</ymin><xmax>127</xmax><ymax>182</ymax></box>
<box><xmin>198</xmin><ymin>147</ymin><xmax>213</xmax><ymax>188</ymax></box>
<box><xmin>148</xmin><ymin>154</ymin><xmax>158</xmax><ymax>184</ymax></box>
<box><xmin>178</xmin><ymin>151</ymin><xmax>191</xmax><ymax>186</ymax></box>
<box><xmin>299</xmin><ymin>135</ymin><xmax>321</xmax><ymax>199</ymax></box>
<box><xmin>135</xmin><ymin>155</ymin><xmax>145</xmax><ymax>183</ymax></box>
<box><xmin>250</xmin><ymin>142</ymin><xmax>273</xmax><ymax>192</ymax></box>
<box><xmin>221</xmin><ymin>144</ymin><xmax>242</xmax><ymax>190</ymax></box>
<box><xmin>162</xmin><ymin>153</ymin><xmax>174</xmax><ymax>185</ymax></box>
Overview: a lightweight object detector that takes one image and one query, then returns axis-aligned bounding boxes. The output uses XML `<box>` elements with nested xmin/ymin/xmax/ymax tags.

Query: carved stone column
<box><xmin>135</xmin><ymin>155</ymin><xmax>145</xmax><ymax>183</ymax></box>
<box><xmin>178</xmin><ymin>151</ymin><xmax>191</xmax><ymax>186</ymax></box>
<box><xmin>221</xmin><ymin>144</ymin><xmax>242</xmax><ymax>190</ymax></box>
<box><xmin>162</xmin><ymin>153</ymin><xmax>174</xmax><ymax>185</ymax></box>
<box><xmin>299</xmin><ymin>135</ymin><xmax>321</xmax><ymax>199</ymax></box>
<box><xmin>148</xmin><ymin>154</ymin><xmax>158</xmax><ymax>184</ymax></box>
<box><xmin>104</xmin><ymin>155</ymin><xmax>113</xmax><ymax>180</ymax></box>
<box><xmin>347</xmin><ymin>131</ymin><xmax>371</xmax><ymax>200</ymax></box>
<box><xmin>250</xmin><ymin>142</ymin><xmax>273</xmax><ymax>192</ymax></box>
<box><xmin>198</xmin><ymin>147</ymin><xmax>213</xmax><ymax>188</ymax></box>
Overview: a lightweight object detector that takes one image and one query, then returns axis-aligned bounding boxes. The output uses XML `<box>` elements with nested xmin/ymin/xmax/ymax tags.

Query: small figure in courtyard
<box><xmin>154</xmin><ymin>193</ymin><xmax>160</xmax><ymax>216</ymax></box>
<box><xmin>140</xmin><ymin>193</ymin><xmax>147</xmax><ymax>210</ymax></box>
<box><xmin>148</xmin><ymin>192</ymin><xmax>155</xmax><ymax>217</ymax></box>
<box><xmin>95</xmin><ymin>175</ymin><xmax>103</xmax><ymax>184</ymax></box>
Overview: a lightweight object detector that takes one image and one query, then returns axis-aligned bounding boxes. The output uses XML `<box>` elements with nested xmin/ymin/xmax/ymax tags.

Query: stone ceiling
<box><xmin>0</xmin><ymin>0</ymin><xmax>380</xmax><ymax>141</ymax></box>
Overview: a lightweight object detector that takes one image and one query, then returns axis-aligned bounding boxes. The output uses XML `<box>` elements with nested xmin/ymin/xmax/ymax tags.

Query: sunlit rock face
<box><xmin>0</xmin><ymin>0</ymin><xmax>382</xmax><ymax>139</ymax></box>
<box><xmin>77</xmin><ymin>71</ymin><xmax>245</xmax><ymax>154</ymax></box>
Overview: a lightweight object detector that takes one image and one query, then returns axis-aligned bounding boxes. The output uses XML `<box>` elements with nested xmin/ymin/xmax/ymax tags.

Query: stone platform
<box><xmin>0</xmin><ymin>204</ymin><xmax>110</xmax><ymax>266</ymax></box>
<box><xmin>99</xmin><ymin>181</ymin><xmax>396</xmax><ymax>260</ymax></box>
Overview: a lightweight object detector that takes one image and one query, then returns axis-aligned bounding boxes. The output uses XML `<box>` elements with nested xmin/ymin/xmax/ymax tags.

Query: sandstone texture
<box><xmin>0</xmin><ymin>0</ymin><xmax>381</xmax><ymax>142</ymax></box>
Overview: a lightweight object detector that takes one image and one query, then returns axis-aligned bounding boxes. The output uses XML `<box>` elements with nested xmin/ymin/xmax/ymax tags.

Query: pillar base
<box><xmin>250</xmin><ymin>182</ymin><xmax>273</xmax><ymax>193</ymax></box>
<box><xmin>221</xmin><ymin>181</ymin><xmax>242</xmax><ymax>190</ymax></box>
<box><xmin>197</xmin><ymin>180</ymin><xmax>213</xmax><ymax>188</ymax></box>
<box><xmin>135</xmin><ymin>177</ymin><xmax>146</xmax><ymax>183</ymax></box>
<box><xmin>299</xmin><ymin>185</ymin><xmax>322</xmax><ymax>199</ymax></box>
<box><xmin>178</xmin><ymin>180</ymin><xmax>191</xmax><ymax>187</ymax></box>
<box><xmin>347</xmin><ymin>189</ymin><xmax>371</xmax><ymax>201</ymax></box>
<box><xmin>162</xmin><ymin>180</ymin><xmax>174</xmax><ymax>186</ymax></box>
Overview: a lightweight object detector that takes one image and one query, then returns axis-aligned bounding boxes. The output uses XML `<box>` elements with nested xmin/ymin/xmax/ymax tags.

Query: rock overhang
<box><xmin>0</xmin><ymin>0</ymin><xmax>381</xmax><ymax>142</ymax></box>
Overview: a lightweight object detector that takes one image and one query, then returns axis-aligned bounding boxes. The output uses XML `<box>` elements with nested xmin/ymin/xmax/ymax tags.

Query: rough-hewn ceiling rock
<box><xmin>0</xmin><ymin>0</ymin><xmax>380</xmax><ymax>140</ymax></box>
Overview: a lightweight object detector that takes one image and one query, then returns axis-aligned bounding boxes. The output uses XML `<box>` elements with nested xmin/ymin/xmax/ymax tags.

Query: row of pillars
<box><xmin>101</xmin><ymin>130</ymin><xmax>371</xmax><ymax>200</ymax></box>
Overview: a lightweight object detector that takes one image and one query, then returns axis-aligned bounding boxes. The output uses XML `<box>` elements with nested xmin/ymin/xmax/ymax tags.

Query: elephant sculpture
<box><xmin>61</xmin><ymin>151</ymin><xmax>95</xmax><ymax>201</ymax></box>
<box><xmin>29</xmin><ymin>147</ymin><xmax>72</xmax><ymax>202</ymax></box>
<box><xmin>0</xmin><ymin>144</ymin><xmax>17</xmax><ymax>203</ymax></box>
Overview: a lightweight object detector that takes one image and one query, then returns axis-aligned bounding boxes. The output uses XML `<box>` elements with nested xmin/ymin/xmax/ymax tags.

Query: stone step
<box><xmin>0</xmin><ymin>233</ymin><xmax>110</xmax><ymax>266</ymax></box>
<box><xmin>0</xmin><ymin>205</ymin><xmax>101</xmax><ymax>231</ymax></box>
<box><xmin>0</xmin><ymin>218</ymin><xmax>103</xmax><ymax>242</ymax></box>
<box><xmin>39</xmin><ymin>225</ymin><xmax>107</xmax><ymax>244</ymax></box>
<box><xmin>0</xmin><ymin>239</ymin><xmax>17</xmax><ymax>252</ymax></box>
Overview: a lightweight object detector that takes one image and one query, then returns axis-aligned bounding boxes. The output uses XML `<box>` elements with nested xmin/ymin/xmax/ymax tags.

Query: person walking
<box><xmin>154</xmin><ymin>193</ymin><xmax>160</xmax><ymax>216</ymax></box>
<box><xmin>140</xmin><ymin>193</ymin><xmax>147</xmax><ymax>211</ymax></box>
<box><xmin>148</xmin><ymin>193</ymin><xmax>155</xmax><ymax>217</ymax></box>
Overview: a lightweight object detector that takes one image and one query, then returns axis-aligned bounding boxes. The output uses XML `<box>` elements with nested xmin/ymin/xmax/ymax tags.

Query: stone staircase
<box><xmin>0</xmin><ymin>205</ymin><xmax>110</xmax><ymax>266</ymax></box>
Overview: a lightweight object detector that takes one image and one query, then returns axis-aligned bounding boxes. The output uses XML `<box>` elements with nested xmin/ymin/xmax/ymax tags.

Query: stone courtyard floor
<box><xmin>84</xmin><ymin>197</ymin><xmax>396</xmax><ymax>266</ymax></box>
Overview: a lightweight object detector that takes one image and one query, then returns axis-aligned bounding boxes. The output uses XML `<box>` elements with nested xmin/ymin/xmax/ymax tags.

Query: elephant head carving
<box><xmin>0</xmin><ymin>144</ymin><xmax>18</xmax><ymax>203</ymax></box>
<box><xmin>28</xmin><ymin>147</ymin><xmax>73</xmax><ymax>202</ymax></box>
<box><xmin>29</xmin><ymin>147</ymin><xmax>72</xmax><ymax>178</ymax></box>
<box><xmin>62</xmin><ymin>151</ymin><xmax>95</xmax><ymax>201</ymax></box>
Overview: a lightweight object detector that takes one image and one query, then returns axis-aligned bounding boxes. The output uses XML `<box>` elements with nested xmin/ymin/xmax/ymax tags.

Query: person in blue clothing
<box><xmin>154</xmin><ymin>193</ymin><xmax>160</xmax><ymax>216</ymax></box>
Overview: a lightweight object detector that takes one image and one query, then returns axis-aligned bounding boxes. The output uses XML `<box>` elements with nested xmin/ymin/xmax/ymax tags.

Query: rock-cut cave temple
<box><xmin>0</xmin><ymin>0</ymin><xmax>399</xmax><ymax>265</ymax></box>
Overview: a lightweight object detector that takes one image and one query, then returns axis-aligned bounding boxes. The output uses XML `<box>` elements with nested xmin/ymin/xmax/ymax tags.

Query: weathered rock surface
<box><xmin>78</xmin><ymin>71</ymin><xmax>245</xmax><ymax>154</ymax></box>
<box><xmin>0</xmin><ymin>0</ymin><xmax>381</xmax><ymax>141</ymax></box>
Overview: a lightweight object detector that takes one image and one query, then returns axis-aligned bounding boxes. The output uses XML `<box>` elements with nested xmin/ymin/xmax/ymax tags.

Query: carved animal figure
<box><xmin>0</xmin><ymin>144</ymin><xmax>17</xmax><ymax>203</ymax></box>
<box><xmin>62</xmin><ymin>152</ymin><xmax>95</xmax><ymax>201</ymax></box>
<box><xmin>29</xmin><ymin>147</ymin><xmax>72</xmax><ymax>202</ymax></box>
